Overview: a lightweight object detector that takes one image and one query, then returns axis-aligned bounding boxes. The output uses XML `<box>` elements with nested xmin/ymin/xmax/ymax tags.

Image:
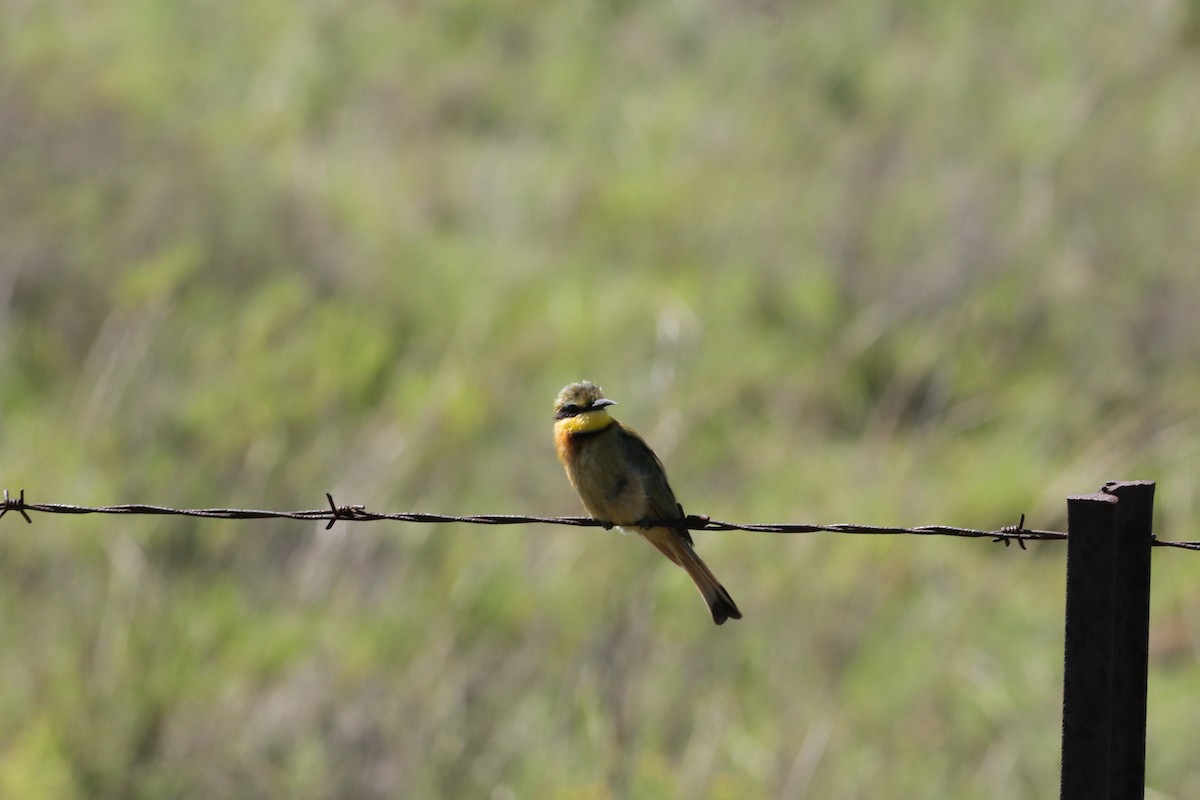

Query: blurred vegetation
<box><xmin>2</xmin><ymin>0</ymin><xmax>1199</xmax><ymax>797</ymax></box>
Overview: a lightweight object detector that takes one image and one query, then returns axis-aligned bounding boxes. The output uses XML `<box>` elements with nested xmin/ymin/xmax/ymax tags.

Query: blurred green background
<box><xmin>2</xmin><ymin>0</ymin><xmax>1199</xmax><ymax>797</ymax></box>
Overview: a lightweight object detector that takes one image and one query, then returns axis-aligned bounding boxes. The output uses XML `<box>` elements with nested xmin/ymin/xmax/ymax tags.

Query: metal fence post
<box><xmin>1106</xmin><ymin>481</ymin><xmax>1154</xmax><ymax>800</ymax></box>
<box><xmin>1060</xmin><ymin>491</ymin><xmax>1120</xmax><ymax>800</ymax></box>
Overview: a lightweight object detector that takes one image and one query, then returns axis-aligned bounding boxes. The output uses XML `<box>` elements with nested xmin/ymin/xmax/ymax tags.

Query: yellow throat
<box><xmin>556</xmin><ymin>407</ymin><xmax>614</xmax><ymax>436</ymax></box>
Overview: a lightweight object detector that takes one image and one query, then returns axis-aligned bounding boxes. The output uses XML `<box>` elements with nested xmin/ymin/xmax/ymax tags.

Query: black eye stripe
<box><xmin>555</xmin><ymin>403</ymin><xmax>582</xmax><ymax>419</ymax></box>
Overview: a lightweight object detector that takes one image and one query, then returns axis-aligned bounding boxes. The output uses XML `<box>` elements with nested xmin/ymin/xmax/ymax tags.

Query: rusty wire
<box><xmin>1</xmin><ymin>489</ymin><xmax>1196</xmax><ymax>551</ymax></box>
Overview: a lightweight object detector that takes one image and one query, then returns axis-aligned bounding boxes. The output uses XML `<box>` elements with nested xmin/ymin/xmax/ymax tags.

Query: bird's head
<box><xmin>554</xmin><ymin>381</ymin><xmax>617</xmax><ymax>434</ymax></box>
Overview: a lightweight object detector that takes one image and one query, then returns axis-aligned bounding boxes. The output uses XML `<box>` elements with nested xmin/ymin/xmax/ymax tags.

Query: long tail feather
<box><xmin>644</xmin><ymin>530</ymin><xmax>742</xmax><ymax>625</ymax></box>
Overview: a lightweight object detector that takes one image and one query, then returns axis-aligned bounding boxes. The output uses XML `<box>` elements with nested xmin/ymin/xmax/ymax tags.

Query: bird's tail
<box><xmin>648</xmin><ymin>530</ymin><xmax>743</xmax><ymax>625</ymax></box>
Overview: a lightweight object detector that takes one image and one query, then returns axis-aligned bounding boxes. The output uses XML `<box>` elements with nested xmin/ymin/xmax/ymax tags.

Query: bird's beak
<box><xmin>590</xmin><ymin>399</ymin><xmax>616</xmax><ymax>409</ymax></box>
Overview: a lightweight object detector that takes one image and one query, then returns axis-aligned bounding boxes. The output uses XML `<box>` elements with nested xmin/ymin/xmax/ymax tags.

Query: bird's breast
<box><xmin>560</xmin><ymin>429</ymin><xmax>647</xmax><ymax>524</ymax></box>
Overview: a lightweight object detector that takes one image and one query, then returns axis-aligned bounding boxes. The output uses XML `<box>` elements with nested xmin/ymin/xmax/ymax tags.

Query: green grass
<box><xmin>2</xmin><ymin>0</ymin><xmax>1200</xmax><ymax>797</ymax></box>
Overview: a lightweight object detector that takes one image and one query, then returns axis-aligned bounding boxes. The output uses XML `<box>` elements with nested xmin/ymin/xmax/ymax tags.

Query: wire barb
<box><xmin>324</xmin><ymin>492</ymin><xmax>366</xmax><ymax>530</ymax></box>
<box><xmin>994</xmin><ymin>513</ymin><xmax>1029</xmax><ymax>549</ymax></box>
<box><xmin>0</xmin><ymin>489</ymin><xmax>32</xmax><ymax>524</ymax></box>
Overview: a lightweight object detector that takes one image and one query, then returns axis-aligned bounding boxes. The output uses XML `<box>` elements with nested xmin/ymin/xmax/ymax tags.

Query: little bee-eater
<box><xmin>554</xmin><ymin>381</ymin><xmax>742</xmax><ymax>625</ymax></box>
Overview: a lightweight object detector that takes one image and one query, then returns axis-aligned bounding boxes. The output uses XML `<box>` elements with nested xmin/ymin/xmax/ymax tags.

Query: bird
<box><xmin>553</xmin><ymin>381</ymin><xmax>742</xmax><ymax>625</ymax></box>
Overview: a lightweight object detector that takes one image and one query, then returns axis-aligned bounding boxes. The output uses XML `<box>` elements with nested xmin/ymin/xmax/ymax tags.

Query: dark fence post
<box><xmin>1060</xmin><ymin>491</ymin><xmax>1120</xmax><ymax>800</ymax></box>
<box><xmin>1106</xmin><ymin>481</ymin><xmax>1155</xmax><ymax>800</ymax></box>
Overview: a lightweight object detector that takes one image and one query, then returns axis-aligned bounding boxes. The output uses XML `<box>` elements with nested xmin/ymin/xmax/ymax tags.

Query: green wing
<box><xmin>616</xmin><ymin>422</ymin><xmax>694</xmax><ymax>547</ymax></box>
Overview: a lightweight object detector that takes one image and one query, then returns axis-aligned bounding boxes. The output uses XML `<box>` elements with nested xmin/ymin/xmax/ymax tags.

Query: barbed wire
<box><xmin>2</xmin><ymin>489</ymin><xmax>1196</xmax><ymax>551</ymax></box>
